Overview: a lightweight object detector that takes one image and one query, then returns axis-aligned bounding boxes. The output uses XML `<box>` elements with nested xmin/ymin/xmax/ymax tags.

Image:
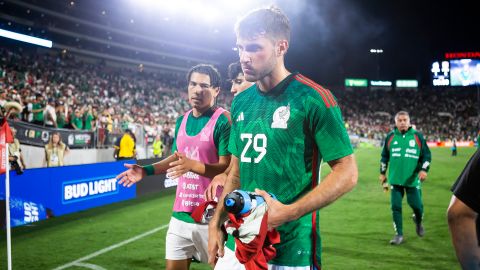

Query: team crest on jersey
<box><xmin>271</xmin><ymin>104</ymin><xmax>290</xmax><ymax>129</ymax></box>
<box><xmin>409</xmin><ymin>140</ymin><xmax>415</xmax><ymax>147</ymax></box>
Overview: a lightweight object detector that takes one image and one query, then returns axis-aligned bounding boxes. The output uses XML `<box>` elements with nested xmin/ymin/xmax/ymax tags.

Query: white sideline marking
<box><xmin>72</xmin><ymin>262</ymin><xmax>107</xmax><ymax>270</ymax></box>
<box><xmin>52</xmin><ymin>224</ymin><xmax>169</xmax><ymax>270</ymax></box>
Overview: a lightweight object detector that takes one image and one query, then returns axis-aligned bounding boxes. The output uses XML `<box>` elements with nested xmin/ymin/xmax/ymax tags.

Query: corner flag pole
<box><xmin>5</xmin><ymin>143</ymin><xmax>12</xmax><ymax>270</ymax></box>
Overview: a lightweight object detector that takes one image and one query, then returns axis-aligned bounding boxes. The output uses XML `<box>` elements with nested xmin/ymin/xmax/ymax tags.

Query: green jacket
<box><xmin>380</xmin><ymin>127</ymin><xmax>432</xmax><ymax>187</ymax></box>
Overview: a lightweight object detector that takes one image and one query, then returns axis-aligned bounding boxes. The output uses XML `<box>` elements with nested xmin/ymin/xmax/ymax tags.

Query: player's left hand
<box><xmin>255</xmin><ymin>188</ymin><xmax>295</xmax><ymax>230</ymax></box>
<box><xmin>166</xmin><ymin>151</ymin><xmax>193</xmax><ymax>179</ymax></box>
<box><xmin>418</xmin><ymin>170</ymin><xmax>428</xmax><ymax>182</ymax></box>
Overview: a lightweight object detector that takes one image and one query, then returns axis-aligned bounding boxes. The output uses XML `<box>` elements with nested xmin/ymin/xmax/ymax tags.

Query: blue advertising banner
<box><xmin>0</xmin><ymin>160</ymin><xmax>136</xmax><ymax>227</ymax></box>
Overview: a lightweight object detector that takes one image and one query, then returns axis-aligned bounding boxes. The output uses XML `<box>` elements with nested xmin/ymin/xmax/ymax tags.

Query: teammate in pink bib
<box><xmin>117</xmin><ymin>64</ymin><xmax>231</xmax><ymax>270</ymax></box>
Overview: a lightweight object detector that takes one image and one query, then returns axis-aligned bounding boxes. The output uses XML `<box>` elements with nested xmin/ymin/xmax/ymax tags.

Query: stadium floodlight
<box><xmin>370</xmin><ymin>49</ymin><xmax>383</xmax><ymax>53</ymax></box>
<box><xmin>0</xmin><ymin>28</ymin><xmax>52</xmax><ymax>48</ymax></box>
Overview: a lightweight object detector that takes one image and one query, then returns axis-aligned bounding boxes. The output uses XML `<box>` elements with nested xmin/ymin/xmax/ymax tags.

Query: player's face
<box><xmin>188</xmin><ymin>72</ymin><xmax>219</xmax><ymax>112</ymax></box>
<box><xmin>230</xmin><ymin>72</ymin><xmax>253</xmax><ymax>96</ymax></box>
<box><xmin>236</xmin><ymin>35</ymin><xmax>277</xmax><ymax>82</ymax></box>
<box><xmin>395</xmin><ymin>115</ymin><xmax>410</xmax><ymax>132</ymax></box>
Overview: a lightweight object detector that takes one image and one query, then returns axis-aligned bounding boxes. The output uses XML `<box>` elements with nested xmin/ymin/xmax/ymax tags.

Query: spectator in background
<box><xmin>161</xmin><ymin>125</ymin><xmax>173</xmax><ymax>158</ymax></box>
<box><xmin>71</xmin><ymin>108</ymin><xmax>84</xmax><ymax>130</ymax></box>
<box><xmin>448</xmin><ymin>150</ymin><xmax>480</xmax><ymax>269</ymax></box>
<box><xmin>56</xmin><ymin>100</ymin><xmax>67</xmax><ymax>128</ymax></box>
<box><xmin>0</xmin><ymin>89</ymin><xmax>7</xmax><ymax>109</ymax></box>
<box><xmin>31</xmin><ymin>93</ymin><xmax>45</xmax><ymax>125</ymax></box>
<box><xmin>83</xmin><ymin>105</ymin><xmax>95</xmax><ymax>131</ymax></box>
<box><xmin>44</xmin><ymin>132</ymin><xmax>69</xmax><ymax>167</ymax></box>
<box><xmin>8</xmin><ymin>127</ymin><xmax>26</xmax><ymax>175</ymax></box>
<box><xmin>44</xmin><ymin>98</ymin><xmax>57</xmax><ymax>128</ymax></box>
<box><xmin>114</xmin><ymin>129</ymin><xmax>136</xmax><ymax>160</ymax></box>
<box><xmin>451</xmin><ymin>139</ymin><xmax>458</xmax><ymax>156</ymax></box>
<box><xmin>152</xmin><ymin>134</ymin><xmax>163</xmax><ymax>158</ymax></box>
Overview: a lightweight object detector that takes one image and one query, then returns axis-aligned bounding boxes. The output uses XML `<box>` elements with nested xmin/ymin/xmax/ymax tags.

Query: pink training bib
<box><xmin>173</xmin><ymin>107</ymin><xmax>226</xmax><ymax>213</ymax></box>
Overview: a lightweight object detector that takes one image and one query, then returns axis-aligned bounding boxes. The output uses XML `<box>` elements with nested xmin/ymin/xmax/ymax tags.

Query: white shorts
<box><xmin>214</xmin><ymin>247</ymin><xmax>312</xmax><ymax>270</ymax></box>
<box><xmin>215</xmin><ymin>247</ymin><xmax>245</xmax><ymax>270</ymax></box>
<box><xmin>165</xmin><ymin>217</ymin><xmax>209</xmax><ymax>263</ymax></box>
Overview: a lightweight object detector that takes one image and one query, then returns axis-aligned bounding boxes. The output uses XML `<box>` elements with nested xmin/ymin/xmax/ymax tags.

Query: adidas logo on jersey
<box><xmin>393</xmin><ymin>141</ymin><xmax>398</xmax><ymax>145</ymax></box>
<box><xmin>236</xmin><ymin>112</ymin><xmax>244</xmax><ymax>122</ymax></box>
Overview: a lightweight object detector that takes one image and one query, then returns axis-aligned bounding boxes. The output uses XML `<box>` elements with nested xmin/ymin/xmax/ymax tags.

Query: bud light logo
<box><xmin>62</xmin><ymin>176</ymin><xmax>118</xmax><ymax>204</ymax></box>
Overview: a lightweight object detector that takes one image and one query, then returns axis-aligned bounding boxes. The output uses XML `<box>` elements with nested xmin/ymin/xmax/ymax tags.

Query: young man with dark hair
<box><xmin>117</xmin><ymin>64</ymin><xmax>231</xmax><ymax>270</ymax></box>
<box><xmin>228</xmin><ymin>61</ymin><xmax>253</xmax><ymax>96</ymax></box>
<box><xmin>380</xmin><ymin>111</ymin><xmax>432</xmax><ymax>245</ymax></box>
<box><xmin>208</xmin><ymin>7</ymin><xmax>358</xmax><ymax>270</ymax></box>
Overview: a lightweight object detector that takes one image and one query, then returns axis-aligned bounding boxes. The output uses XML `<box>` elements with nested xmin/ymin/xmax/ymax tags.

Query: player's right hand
<box><xmin>379</xmin><ymin>174</ymin><xmax>387</xmax><ymax>184</ymax></box>
<box><xmin>116</xmin><ymin>163</ymin><xmax>146</xmax><ymax>187</ymax></box>
<box><xmin>208</xmin><ymin>222</ymin><xmax>225</xmax><ymax>267</ymax></box>
<box><xmin>204</xmin><ymin>173</ymin><xmax>227</xmax><ymax>201</ymax></box>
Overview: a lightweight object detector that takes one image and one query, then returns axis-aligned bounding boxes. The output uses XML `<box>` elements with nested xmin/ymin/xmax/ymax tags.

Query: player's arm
<box><xmin>167</xmin><ymin>112</ymin><xmax>231</xmax><ymax>179</ymax></box>
<box><xmin>447</xmin><ymin>195</ymin><xmax>480</xmax><ymax>269</ymax></box>
<box><xmin>256</xmin><ymin>154</ymin><xmax>357</xmax><ymax>228</ymax></box>
<box><xmin>208</xmin><ymin>156</ymin><xmax>240</xmax><ymax>266</ymax></box>
<box><xmin>379</xmin><ymin>134</ymin><xmax>391</xmax><ymax>183</ymax></box>
<box><xmin>205</xmin><ymin>160</ymin><xmax>232</xmax><ymax>201</ymax></box>
<box><xmin>417</xmin><ymin>133</ymin><xmax>431</xmax><ymax>181</ymax></box>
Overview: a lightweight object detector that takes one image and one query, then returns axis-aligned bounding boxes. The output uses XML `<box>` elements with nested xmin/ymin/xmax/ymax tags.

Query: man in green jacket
<box><xmin>379</xmin><ymin>111</ymin><xmax>432</xmax><ymax>245</ymax></box>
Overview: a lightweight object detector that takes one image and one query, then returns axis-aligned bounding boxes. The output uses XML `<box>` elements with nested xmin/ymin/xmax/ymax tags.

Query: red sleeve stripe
<box><xmin>387</xmin><ymin>134</ymin><xmax>395</xmax><ymax>149</ymax></box>
<box><xmin>298</xmin><ymin>74</ymin><xmax>337</xmax><ymax>107</ymax></box>
<box><xmin>414</xmin><ymin>134</ymin><xmax>422</xmax><ymax>150</ymax></box>
<box><xmin>294</xmin><ymin>74</ymin><xmax>330</xmax><ymax>107</ymax></box>
<box><xmin>296</xmin><ymin>74</ymin><xmax>337</xmax><ymax>107</ymax></box>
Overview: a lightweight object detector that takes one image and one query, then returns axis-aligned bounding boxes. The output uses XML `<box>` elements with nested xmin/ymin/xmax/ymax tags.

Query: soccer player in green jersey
<box><xmin>379</xmin><ymin>111</ymin><xmax>432</xmax><ymax>245</ymax></box>
<box><xmin>208</xmin><ymin>7</ymin><xmax>358</xmax><ymax>269</ymax></box>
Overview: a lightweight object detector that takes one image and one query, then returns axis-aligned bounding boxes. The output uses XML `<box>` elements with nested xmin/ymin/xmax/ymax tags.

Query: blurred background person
<box><xmin>152</xmin><ymin>134</ymin><xmax>163</xmax><ymax>158</ymax></box>
<box><xmin>44</xmin><ymin>132</ymin><xmax>69</xmax><ymax>167</ymax></box>
<box><xmin>114</xmin><ymin>129</ymin><xmax>136</xmax><ymax>160</ymax></box>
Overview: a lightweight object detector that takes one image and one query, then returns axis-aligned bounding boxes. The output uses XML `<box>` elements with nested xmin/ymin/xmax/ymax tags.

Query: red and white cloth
<box><xmin>225</xmin><ymin>203</ymin><xmax>280</xmax><ymax>270</ymax></box>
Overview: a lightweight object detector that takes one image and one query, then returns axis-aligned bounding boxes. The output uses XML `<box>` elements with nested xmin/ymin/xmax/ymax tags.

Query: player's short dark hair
<box><xmin>186</xmin><ymin>64</ymin><xmax>221</xmax><ymax>88</ymax></box>
<box><xmin>235</xmin><ymin>6</ymin><xmax>290</xmax><ymax>43</ymax></box>
<box><xmin>228</xmin><ymin>62</ymin><xmax>243</xmax><ymax>81</ymax></box>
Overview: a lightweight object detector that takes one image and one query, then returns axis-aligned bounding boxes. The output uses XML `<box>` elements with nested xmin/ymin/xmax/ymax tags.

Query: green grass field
<box><xmin>0</xmin><ymin>147</ymin><xmax>476</xmax><ymax>269</ymax></box>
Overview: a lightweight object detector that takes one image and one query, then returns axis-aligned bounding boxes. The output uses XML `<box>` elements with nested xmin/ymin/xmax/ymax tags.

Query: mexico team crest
<box><xmin>409</xmin><ymin>140</ymin><xmax>415</xmax><ymax>147</ymax></box>
<box><xmin>271</xmin><ymin>104</ymin><xmax>290</xmax><ymax>129</ymax></box>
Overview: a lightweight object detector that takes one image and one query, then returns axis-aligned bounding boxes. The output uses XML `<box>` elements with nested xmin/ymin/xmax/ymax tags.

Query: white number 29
<box><xmin>240</xmin><ymin>133</ymin><xmax>267</xmax><ymax>163</ymax></box>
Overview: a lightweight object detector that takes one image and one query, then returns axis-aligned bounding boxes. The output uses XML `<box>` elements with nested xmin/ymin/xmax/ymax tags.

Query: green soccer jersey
<box><xmin>171</xmin><ymin>106</ymin><xmax>231</xmax><ymax>224</ymax></box>
<box><xmin>380</xmin><ymin>127</ymin><xmax>432</xmax><ymax>187</ymax></box>
<box><xmin>227</xmin><ymin>73</ymin><xmax>353</xmax><ymax>267</ymax></box>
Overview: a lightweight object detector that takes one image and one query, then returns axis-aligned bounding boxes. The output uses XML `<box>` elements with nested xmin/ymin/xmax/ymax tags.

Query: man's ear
<box><xmin>276</xmin><ymin>40</ymin><xmax>289</xmax><ymax>56</ymax></box>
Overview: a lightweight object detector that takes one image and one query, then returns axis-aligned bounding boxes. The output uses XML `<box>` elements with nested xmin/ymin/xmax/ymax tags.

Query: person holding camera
<box><xmin>8</xmin><ymin>127</ymin><xmax>26</xmax><ymax>175</ymax></box>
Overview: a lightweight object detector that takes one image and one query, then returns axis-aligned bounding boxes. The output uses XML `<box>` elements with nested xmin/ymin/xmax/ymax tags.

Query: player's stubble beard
<box><xmin>243</xmin><ymin>50</ymin><xmax>277</xmax><ymax>83</ymax></box>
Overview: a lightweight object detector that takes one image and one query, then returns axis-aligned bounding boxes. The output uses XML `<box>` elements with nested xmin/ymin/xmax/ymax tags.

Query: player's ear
<box><xmin>276</xmin><ymin>39</ymin><xmax>289</xmax><ymax>56</ymax></box>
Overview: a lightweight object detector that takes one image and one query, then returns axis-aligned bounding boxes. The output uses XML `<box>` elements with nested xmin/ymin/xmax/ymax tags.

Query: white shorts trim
<box><xmin>165</xmin><ymin>217</ymin><xmax>209</xmax><ymax>263</ymax></box>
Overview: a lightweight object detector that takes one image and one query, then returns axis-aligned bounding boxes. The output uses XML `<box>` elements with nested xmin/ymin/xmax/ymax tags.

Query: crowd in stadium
<box><xmin>337</xmin><ymin>88</ymin><xmax>479</xmax><ymax>142</ymax></box>
<box><xmin>1</xmin><ymin>46</ymin><xmax>479</xmax><ymax>147</ymax></box>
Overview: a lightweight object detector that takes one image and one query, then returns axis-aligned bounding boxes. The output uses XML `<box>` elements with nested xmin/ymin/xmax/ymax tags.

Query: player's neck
<box><xmin>192</xmin><ymin>105</ymin><xmax>213</xmax><ymax>117</ymax></box>
<box><xmin>257</xmin><ymin>65</ymin><xmax>291</xmax><ymax>93</ymax></box>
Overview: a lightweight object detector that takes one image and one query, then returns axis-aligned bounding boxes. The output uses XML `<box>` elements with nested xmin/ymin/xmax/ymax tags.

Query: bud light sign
<box><xmin>63</xmin><ymin>176</ymin><xmax>119</xmax><ymax>204</ymax></box>
<box><xmin>1</xmin><ymin>160</ymin><xmax>136</xmax><ymax>227</ymax></box>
